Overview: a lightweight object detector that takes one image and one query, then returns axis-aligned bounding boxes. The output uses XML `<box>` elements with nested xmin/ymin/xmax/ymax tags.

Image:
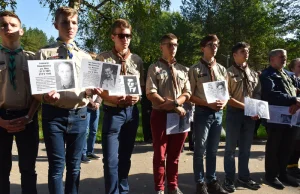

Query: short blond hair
<box><xmin>111</xmin><ymin>19</ymin><xmax>132</xmax><ymax>34</ymax></box>
<box><xmin>55</xmin><ymin>7</ymin><xmax>78</xmax><ymax>22</ymax></box>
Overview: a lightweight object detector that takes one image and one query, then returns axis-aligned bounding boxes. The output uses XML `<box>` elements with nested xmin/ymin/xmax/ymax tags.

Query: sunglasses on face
<box><xmin>114</xmin><ymin>34</ymin><xmax>132</xmax><ymax>39</ymax></box>
<box><xmin>161</xmin><ymin>43</ymin><xmax>179</xmax><ymax>48</ymax></box>
<box><xmin>205</xmin><ymin>43</ymin><xmax>219</xmax><ymax>48</ymax></box>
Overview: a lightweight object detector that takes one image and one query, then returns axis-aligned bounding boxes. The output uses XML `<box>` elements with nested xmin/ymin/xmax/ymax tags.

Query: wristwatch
<box><xmin>174</xmin><ymin>99</ymin><xmax>179</xmax><ymax>107</ymax></box>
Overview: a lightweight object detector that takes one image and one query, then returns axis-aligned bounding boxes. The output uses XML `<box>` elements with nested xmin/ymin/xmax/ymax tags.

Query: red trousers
<box><xmin>151</xmin><ymin>109</ymin><xmax>188</xmax><ymax>191</ymax></box>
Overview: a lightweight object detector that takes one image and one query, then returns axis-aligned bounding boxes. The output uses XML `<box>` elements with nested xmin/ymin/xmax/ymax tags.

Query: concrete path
<box><xmin>10</xmin><ymin>141</ymin><xmax>300</xmax><ymax>194</ymax></box>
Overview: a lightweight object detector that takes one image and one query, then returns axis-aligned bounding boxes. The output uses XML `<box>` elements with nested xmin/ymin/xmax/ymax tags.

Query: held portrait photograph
<box><xmin>54</xmin><ymin>61</ymin><xmax>76</xmax><ymax>90</ymax></box>
<box><xmin>203</xmin><ymin>80</ymin><xmax>229</xmax><ymax>103</ymax></box>
<box><xmin>100</xmin><ymin>62</ymin><xmax>120</xmax><ymax>90</ymax></box>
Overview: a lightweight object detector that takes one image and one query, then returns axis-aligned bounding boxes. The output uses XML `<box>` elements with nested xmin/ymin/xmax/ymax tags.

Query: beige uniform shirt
<box><xmin>0</xmin><ymin>49</ymin><xmax>35</xmax><ymax>109</ymax></box>
<box><xmin>227</xmin><ymin>65</ymin><xmax>261</xmax><ymax>103</ymax></box>
<box><xmin>146</xmin><ymin>60</ymin><xmax>191</xmax><ymax>108</ymax></box>
<box><xmin>96</xmin><ymin>50</ymin><xmax>145</xmax><ymax>106</ymax></box>
<box><xmin>35</xmin><ymin>42</ymin><xmax>92</xmax><ymax>109</ymax></box>
<box><xmin>189</xmin><ymin>61</ymin><xmax>227</xmax><ymax>101</ymax></box>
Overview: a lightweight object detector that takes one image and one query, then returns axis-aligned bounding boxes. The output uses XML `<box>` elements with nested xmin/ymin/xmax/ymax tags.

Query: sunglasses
<box><xmin>205</xmin><ymin>43</ymin><xmax>219</xmax><ymax>48</ymax></box>
<box><xmin>161</xmin><ymin>43</ymin><xmax>179</xmax><ymax>48</ymax></box>
<box><xmin>114</xmin><ymin>34</ymin><xmax>132</xmax><ymax>39</ymax></box>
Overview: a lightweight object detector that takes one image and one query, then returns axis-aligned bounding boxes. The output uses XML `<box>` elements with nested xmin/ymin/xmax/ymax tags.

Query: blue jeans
<box><xmin>82</xmin><ymin>108</ymin><xmax>100</xmax><ymax>156</ymax></box>
<box><xmin>102</xmin><ymin>104</ymin><xmax>139</xmax><ymax>194</ymax></box>
<box><xmin>42</xmin><ymin>104</ymin><xmax>88</xmax><ymax>194</ymax></box>
<box><xmin>224</xmin><ymin>106</ymin><xmax>255</xmax><ymax>181</ymax></box>
<box><xmin>193</xmin><ymin>106</ymin><xmax>223</xmax><ymax>183</ymax></box>
<box><xmin>0</xmin><ymin>110</ymin><xmax>39</xmax><ymax>194</ymax></box>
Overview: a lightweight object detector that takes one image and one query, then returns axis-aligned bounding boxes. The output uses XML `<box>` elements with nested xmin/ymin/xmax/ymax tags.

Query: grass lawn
<box><xmin>38</xmin><ymin>103</ymin><xmax>267</xmax><ymax>142</ymax></box>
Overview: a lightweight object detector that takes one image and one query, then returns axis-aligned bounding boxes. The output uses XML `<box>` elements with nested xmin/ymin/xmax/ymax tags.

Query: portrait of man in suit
<box><xmin>124</xmin><ymin>76</ymin><xmax>139</xmax><ymax>95</ymax></box>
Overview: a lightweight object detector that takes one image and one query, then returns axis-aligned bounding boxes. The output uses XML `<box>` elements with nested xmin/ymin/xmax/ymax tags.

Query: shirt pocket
<box><xmin>0</xmin><ymin>64</ymin><xmax>7</xmax><ymax>83</ymax></box>
<box><xmin>177</xmin><ymin>72</ymin><xmax>186</xmax><ymax>89</ymax></box>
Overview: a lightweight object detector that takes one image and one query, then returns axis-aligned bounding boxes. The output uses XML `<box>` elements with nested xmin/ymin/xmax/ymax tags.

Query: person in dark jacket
<box><xmin>260</xmin><ymin>49</ymin><xmax>300</xmax><ymax>189</ymax></box>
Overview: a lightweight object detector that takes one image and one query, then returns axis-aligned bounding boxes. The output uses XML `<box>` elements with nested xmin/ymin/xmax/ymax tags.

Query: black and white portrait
<box><xmin>257</xmin><ymin>101</ymin><xmax>269</xmax><ymax>119</ymax></box>
<box><xmin>54</xmin><ymin>61</ymin><xmax>75</xmax><ymax>90</ymax></box>
<box><xmin>244</xmin><ymin>98</ymin><xmax>256</xmax><ymax>116</ymax></box>
<box><xmin>203</xmin><ymin>80</ymin><xmax>229</xmax><ymax>103</ymax></box>
<box><xmin>100</xmin><ymin>63</ymin><xmax>119</xmax><ymax>90</ymax></box>
<box><xmin>281</xmin><ymin>114</ymin><xmax>292</xmax><ymax>124</ymax></box>
<box><xmin>124</xmin><ymin>75</ymin><xmax>141</xmax><ymax>95</ymax></box>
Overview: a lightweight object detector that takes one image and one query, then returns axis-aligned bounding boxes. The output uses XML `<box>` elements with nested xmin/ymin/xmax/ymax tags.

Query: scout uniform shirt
<box><xmin>0</xmin><ymin>48</ymin><xmax>35</xmax><ymax>110</ymax></box>
<box><xmin>227</xmin><ymin>64</ymin><xmax>261</xmax><ymax>102</ymax></box>
<box><xmin>96</xmin><ymin>50</ymin><xmax>145</xmax><ymax>106</ymax></box>
<box><xmin>188</xmin><ymin>60</ymin><xmax>227</xmax><ymax>101</ymax></box>
<box><xmin>35</xmin><ymin>41</ymin><xmax>92</xmax><ymax>109</ymax></box>
<box><xmin>146</xmin><ymin>59</ymin><xmax>191</xmax><ymax>109</ymax></box>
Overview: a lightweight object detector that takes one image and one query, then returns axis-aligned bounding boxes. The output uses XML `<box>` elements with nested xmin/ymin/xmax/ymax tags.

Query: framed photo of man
<box><xmin>100</xmin><ymin>63</ymin><xmax>120</xmax><ymax>90</ymax></box>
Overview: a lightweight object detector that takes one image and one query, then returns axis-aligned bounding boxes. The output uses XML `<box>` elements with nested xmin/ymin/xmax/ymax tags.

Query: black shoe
<box><xmin>81</xmin><ymin>155</ymin><xmax>91</xmax><ymax>163</ymax></box>
<box><xmin>222</xmin><ymin>178</ymin><xmax>236</xmax><ymax>193</ymax></box>
<box><xmin>236</xmin><ymin>178</ymin><xmax>261</xmax><ymax>190</ymax></box>
<box><xmin>278</xmin><ymin>174</ymin><xmax>299</xmax><ymax>187</ymax></box>
<box><xmin>265</xmin><ymin>177</ymin><xmax>285</xmax><ymax>190</ymax></box>
<box><xmin>196</xmin><ymin>182</ymin><xmax>208</xmax><ymax>194</ymax></box>
<box><xmin>87</xmin><ymin>153</ymin><xmax>101</xmax><ymax>160</ymax></box>
<box><xmin>207</xmin><ymin>180</ymin><xmax>228</xmax><ymax>194</ymax></box>
<box><xmin>287</xmin><ymin>167</ymin><xmax>300</xmax><ymax>179</ymax></box>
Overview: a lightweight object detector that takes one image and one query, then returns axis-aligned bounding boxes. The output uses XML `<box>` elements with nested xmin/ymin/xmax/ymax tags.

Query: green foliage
<box><xmin>0</xmin><ymin>0</ymin><xmax>17</xmax><ymax>11</ymax></box>
<box><xmin>21</xmin><ymin>26</ymin><xmax>48</xmax><ymax>52</ymax></box>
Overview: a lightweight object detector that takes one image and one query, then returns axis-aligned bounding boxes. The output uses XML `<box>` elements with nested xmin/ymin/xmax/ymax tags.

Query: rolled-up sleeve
<box><xmin>146</xmin><ymin>64</ymin><xmax>158</xmax><ymax>95</ymax></box>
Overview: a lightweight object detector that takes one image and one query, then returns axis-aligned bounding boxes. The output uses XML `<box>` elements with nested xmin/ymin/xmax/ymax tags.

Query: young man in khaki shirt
<box><xmin>189</xmin><ymin>34</ymin><xmax>228</xmax><ymax>194</ymax></box>
<box><xmin>95</xmin><ymin>19</ymin><xmax>144</xmax><ymax>194</ymax></box>
<box><xmin>146</xmin><ymin>33</ymin><xmax>191</xmax><ymax>194</ymax></box>
<box><xmin>34</xmin><ymin>7</ymin><xmax>92</xmax><ymax>194</ymax></box>
<box><xmin>0</xmin><ymin>11</ymin><xmax>40</xmax><ymax>194</ymax></box>
<box><xmin>222</xmin><ymin>42</ymin><xmax>261</xmax><ymax>192</ymax></box>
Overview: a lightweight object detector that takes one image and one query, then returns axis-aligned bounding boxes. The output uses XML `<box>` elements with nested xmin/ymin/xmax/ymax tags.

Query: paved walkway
<box><xmin>10</xmin><ymin>141</ymin><xmax>300</xmax><ymax>194</ymax></box>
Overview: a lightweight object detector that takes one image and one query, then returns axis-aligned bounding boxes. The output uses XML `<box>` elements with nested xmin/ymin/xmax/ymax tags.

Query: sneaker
<box><xmin>223</xmin><ymin>178</ymin><xmax>236</xmax><ymax>193</ymax></box>
<box><xmin>278</xmin><ymin>174</ymin><xmax>299</xmax><ymax>187</ymax></box>
<box><xmin>87</xmin><ymin>153</ymin><xmax>101</xmax><ymax>160</ymax></box>
<box><xmin>207</xmin><ymin>180</ymin><xmax>228</xmax><ymax>194</ymax></box>
<box><xmin>196</xmin><ymin>182</ymin><xmax>208</xmax><ymax>194</ymax></box>
<box><xmin>156</xmin><ymin>191</ymin><xmax>164</xmax><ymax>194</ymax></box>
<box><xmin>81</xmin><ymin>155</ymin><xmax>91</xmax><ymax>163</ymax></box>
<box><xmin>236</xmin><ymin>178</ymin><xmax>261</xmax><ymax>190</ymax></box>
<box><xmin>287</xmin><ymin>167</ymin><xmax>300</xmax><ymax>179</ymax></box>
<box><xmin>168</xmin><ymin>187</ymin><xmax>183</xmax><ymax>194</ymax></box>
<box><xmin>265</xmin><ymin>176</ymin><xmax>284</xmax><ymax>190</ymax></box>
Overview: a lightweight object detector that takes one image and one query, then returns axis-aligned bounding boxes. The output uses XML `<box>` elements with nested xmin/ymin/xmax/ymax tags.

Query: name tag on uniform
<box><xmin>47</xmin><ymin>56</ymin><xmax>64</xmax><ymax>60</ymax></box>
<box><xmin>0</xmin><ymin>61</ymin><xmax>5</xmax><ymax>65</ymax></box>
<box><xmin>198</xmin><ymin>73</ymin><xmax>208</xmax><ymax>78</ymax></box>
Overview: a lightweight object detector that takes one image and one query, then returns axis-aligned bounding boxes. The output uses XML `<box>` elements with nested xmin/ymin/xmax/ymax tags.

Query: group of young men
<box><xmin>0</xmin><ymin>6</ymin><xmax>299</xmax><ymax>194</ymax></box>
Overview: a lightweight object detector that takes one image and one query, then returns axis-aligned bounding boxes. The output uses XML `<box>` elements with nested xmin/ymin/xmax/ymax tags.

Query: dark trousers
<box><xmin>0</xmin><ymin>110</ymin><xmax>39</xmax><ymax>194</ymax></box>
<box><xmin>42</xmin><ymin>104</ymin><xmax>88</xmax><ymax>194</ymax></box>
<box><xmin>265</xmin><ymin>125</ymin><xmax>299</xmax><ymax>178</ymax></box>
<box><xmin>101</xmin><ymin>104</ymin><xmax>139</xmax><ymax>194</ymax></box>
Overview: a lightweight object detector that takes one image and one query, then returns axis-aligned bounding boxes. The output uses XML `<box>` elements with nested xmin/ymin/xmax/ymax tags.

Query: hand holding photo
<box><xmin>109</xmin><ymin>75</ymin><xmax>142</xmax><ymax>96</ymax></box>
<box><xmin>244</xmin><ymin>97</ymin><xmax>269</xmax><ymax>119</ymax></box>
<box><xmin>203</xmin><ymin>80</ymin><xmax>229</xmax><ymax>103</ymax></box>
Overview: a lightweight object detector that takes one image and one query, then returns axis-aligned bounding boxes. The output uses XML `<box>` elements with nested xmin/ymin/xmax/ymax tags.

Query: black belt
<box><xmin>0</xmin><ymin>108</ymin><xmax>28</xmax><ymax>116</ymax></box>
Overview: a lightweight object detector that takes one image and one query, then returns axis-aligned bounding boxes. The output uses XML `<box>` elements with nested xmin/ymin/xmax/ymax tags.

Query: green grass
<box><xmin>37</xmin><ymin>104</ymin><xmax>267</xmax><ymax>142</ymax></box>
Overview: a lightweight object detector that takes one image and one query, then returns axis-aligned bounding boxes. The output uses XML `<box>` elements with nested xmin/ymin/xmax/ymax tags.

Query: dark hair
<box><xmin>0</xmin><ymin>11</ymin><xmax>21</xmax><ymax>24</ymax></box>
<box><xmin>111</xmin><ymin>19</ymin><xmax>132</xmax><ymax>34</ymax></box>
<box><xmin>216</xmin><ymin>81</ymin><xmax>225</xmax><ymax>89</ymax></box>
<box><xmin>55</xmin><ymin>7</ymin><xmax>78</xmax><ymax>23</ymax></box>
<box><xmin>257</xmin><ymin>101</ymin><xmax>266</xmax><ymax>108</ymax></box>
<box><xmin>288</xmin><ymin>58</ymin><xmax>300</xmax><ymax>71</ymax></box>
<box><xmin>200</xmin><ymin>34</ymin><xmax>219</xmax><ymax>47</ymax></box>
<box><xmin>232</xmin><ymin>42</ymin><xmax>250</xmax><ymax>55</ymax></box>
<box><xmin>160</xmin><ymin>33</ymin><xmax>178</xmax><ymax>43</ymax></box>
